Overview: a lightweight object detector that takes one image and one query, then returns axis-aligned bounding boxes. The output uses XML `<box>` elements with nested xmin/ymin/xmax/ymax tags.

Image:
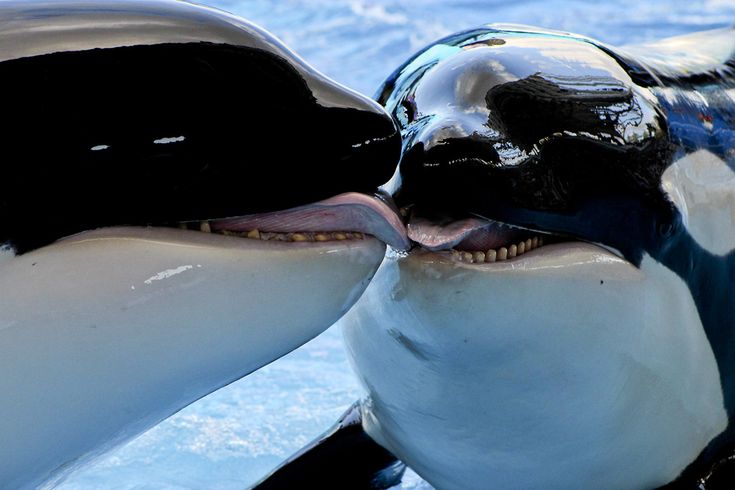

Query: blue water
<box><xmin>59</xmin><ymin>1</ymin><xmax>735</xmax><ymax>488</ymax></box>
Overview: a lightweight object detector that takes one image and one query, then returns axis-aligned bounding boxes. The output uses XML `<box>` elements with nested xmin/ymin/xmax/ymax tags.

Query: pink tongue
<box><xmin>209</xmin><ymin>192</ymin><xmax>409</xmax><ymax>250</ymax></box>
<box><xmin>408</xmin><ymin>216</ymin><xmax>526</xmax><ymax>251</ymax></box>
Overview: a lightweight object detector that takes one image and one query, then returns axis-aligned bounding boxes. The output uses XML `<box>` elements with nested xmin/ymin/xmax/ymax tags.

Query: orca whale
<box><xmin>0</xmin><ymin>1</ymin><xmax>408</xmax><ymax>487</ymax></box>
<box><xmin>255</xmin><ymin>25</ymin><xmax>735</xmax><ymax>489</ymax></box>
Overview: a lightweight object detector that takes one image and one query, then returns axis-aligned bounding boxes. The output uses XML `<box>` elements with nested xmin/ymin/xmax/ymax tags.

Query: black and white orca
<box><xmin>0</xmin><ymin>1</ymin><xmax>408</xmax><ymax>487</ymax></box>
<box><xmin>255</xmin><ymin>25</ymin><xmax>735</xmax><ymax>489</ymax></box>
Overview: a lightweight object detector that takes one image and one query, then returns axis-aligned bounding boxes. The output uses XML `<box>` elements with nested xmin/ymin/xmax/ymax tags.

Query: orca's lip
<box><xmin>184</xmin><ymin>192</ymin><xmax>410</xmax><ymax>251</ymax></box>
<box><xmin>407</xmin><ymin>214</ymin><xmax>623</xmax><ymax>264</ymax></box>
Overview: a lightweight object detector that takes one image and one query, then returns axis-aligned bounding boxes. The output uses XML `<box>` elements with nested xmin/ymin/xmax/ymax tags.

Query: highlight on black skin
<box><xmin>0</xmin><ymin>0</ymin><xmax>401</xmax><ymax>254</ymax></box>
<box><xmin>376</xmin><ymin>24</ymin><xmax>735</xmax><ymax>487</ymax></box>
<box><xmin>378</xmin><ymin>26</ymin><xmax>682</xmax><ymax>265</ymax></box>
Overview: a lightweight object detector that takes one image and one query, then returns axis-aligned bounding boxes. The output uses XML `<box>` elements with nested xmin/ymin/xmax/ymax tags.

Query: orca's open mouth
<box><xmin>407</xmin><ymin>214</ymin><xmax>566</xmax><ymax>264</ymax></box>
<box><xmin>173</xmin><ymin>192</ymin><xmax>410</xmax><ymax>251</ymax></box>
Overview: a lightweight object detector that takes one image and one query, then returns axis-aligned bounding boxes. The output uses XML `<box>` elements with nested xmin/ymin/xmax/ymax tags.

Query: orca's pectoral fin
<box><xmin>250</xmin><ymin>401</ymin><xmax>405</xmax><ymax>489</ymax></box>
<box><xmin>657</xmin><ymin>442</ymin><xmax>735</xmax><ymax>490</ymax></box>
<box><xmin>700</xmin><ymin>455</ymin><xmax>735</xmax><ymax>490</ymax></box>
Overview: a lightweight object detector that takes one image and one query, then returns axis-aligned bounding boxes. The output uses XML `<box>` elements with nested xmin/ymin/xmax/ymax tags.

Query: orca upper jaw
<box><xmin>0</xmin><ymin>0</ymin><xmax>405</xmax><ymax>256</ymax></box>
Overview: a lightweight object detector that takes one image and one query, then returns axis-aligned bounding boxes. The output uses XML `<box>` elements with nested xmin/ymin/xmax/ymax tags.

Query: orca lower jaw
<box><xmin>172</xmin><ymin>192</ymin><xmax>409</xmax><ymax>251</ymax></box>
<box><xmin>407</xmin><ymin>215</ymin><xmax>565</xmax><ymax>264</ymax></box>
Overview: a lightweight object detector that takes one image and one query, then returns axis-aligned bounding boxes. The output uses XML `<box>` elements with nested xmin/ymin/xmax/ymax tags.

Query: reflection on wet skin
<box><xmin>380</xmin><ymin>28</ymin><xmax>677</xmax><ymax>267</ymax></box>
<box><xmin>395</xmin><ymin>34</ymin><xmax>663</xmax><ymax>170</ymax></box>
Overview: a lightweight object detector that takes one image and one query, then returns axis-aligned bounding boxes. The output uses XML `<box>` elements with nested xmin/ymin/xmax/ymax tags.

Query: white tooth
<box><xmin>315</xmin><ymin>233</ymin><xmax>330</xmax><ymax>242</ymax></box>
<box><xmin>334</xmin><ymin>232</ymin><xmax>347</xmax><ymax>241</ymax></box>
<box><xmin>485</xmin><ymin>249</ymin><xmax>497</xmax><ymax>263</ymax></box>
<box><xmin>497</xmin><ymin>247</ymin><xmax>508</xmax><ymax>261</ymax></box>
<box><xmin>538</xmin><ymin>236</ymin><xmax>544</xmax><ymax>247</ymax></box>
<box><xmin>291</xmin><ymin>233</ymin><xmax>307</xmax><ymax>242</ymax></box>
<box><xmin>532</xmin><ymin>237</ymin><xmax>539</xmax><ymax>248</ymax></box>
<box><xmin>451</xmin><ymin>249</ymin><xmax>461</xmax><ymax>259</ymax></box>
<box><xmin>526</xmin><ymin>238</ymin><xmax>533</xmax><ymax>251</ymax></box>
<box><xmin>461</xmin><ymin>251</ymin><xmax>474</xmax><ymax>263</ymax></box>
<box><xmin>517</xmin><ymin>241</ymin><xmax>525</xmax><ymax>255</ymax></box>
<box><xmin>353</xmin><ymin>232</ymin><xmax>364</xmax><ymax>239</ymax></box>
<box><xmin>247</xmin><ymin>229</ymin><xmax>260</xmax><ymax>239</ymax></box>
<box><xmin>200</xmin><ymin>221</ymin><xmax>211</xmax><ymax>233</ymax></box>
<box><xmin>473</xmin><ymin>251</ymin><xmax>485</xmax><ymax>263</ymax></box>
<box><xmin>508</xmin><ymin>244</ymin><xmax>517</xmax><ymax>258</ymax></box>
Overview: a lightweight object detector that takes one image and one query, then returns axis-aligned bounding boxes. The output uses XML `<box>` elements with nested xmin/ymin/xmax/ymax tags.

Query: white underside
<box><xmin>342</xmin><ymin>242</ymin><xmax>727</xmax><ymax>490</ymax></box>
<box><xmin>0</xmin><ymin>227</ymin><xmax>385</xmax><ymax>489</ymax></box>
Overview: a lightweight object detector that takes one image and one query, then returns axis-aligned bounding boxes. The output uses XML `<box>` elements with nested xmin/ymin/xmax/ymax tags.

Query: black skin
<box><xmin>376</xmin><ymin>26</ymin><xmax>735</xmax><ymax>488</ymax></box>
<box><xmin>379</xmin><ymin>29</ymin><xmax>677</xmax><ymax>265</ymax></box>
<box><xmin>0</xmin><ymin>0</ymin><xmax>400</xmax><ymax>254</ymax></box>
<box><xmin>251</xmin><ymin>402</ymin><xmax>405</xmax><ymax>490</ymax></box>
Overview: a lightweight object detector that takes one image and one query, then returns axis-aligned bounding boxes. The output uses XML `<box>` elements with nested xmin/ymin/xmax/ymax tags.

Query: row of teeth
<box><xmin>450</xmin><ymin>236</ymin><xmax>544</xmax><ymax>263</ymax></box>
<box><xmin>197</xmin><ymin>222</ymin><xmax>364</xmax><ymax>242</ymax></box>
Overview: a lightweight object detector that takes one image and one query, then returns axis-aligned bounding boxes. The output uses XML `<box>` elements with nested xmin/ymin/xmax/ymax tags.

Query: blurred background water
<box><xmin>59</xmin><ymin>0</ymin><xmax>735</xmax><ymax>488</ymax></box>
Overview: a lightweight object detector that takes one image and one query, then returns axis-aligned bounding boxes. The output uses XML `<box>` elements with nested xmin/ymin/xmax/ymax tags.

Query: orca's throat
<box><xmin>408</xmin><ymin>215</ymin><xmax>560</xmax><ymax>263</ymax></box>
<box><xmin>174</xmin><ymin>192</ymin><xmax>409</xmax><ymax>250</ymax></box>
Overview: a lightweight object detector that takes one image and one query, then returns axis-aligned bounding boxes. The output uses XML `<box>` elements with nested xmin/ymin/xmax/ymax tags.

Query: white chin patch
<box><xmin>662</xmin><ymin>149</ymin><xmax>735</xmax><ymax>256</ymax></box>
<box><xmin>345</xmin><ymin>247</ymin><xmax>727</xmax><ymax>489</ymax></box>
<box><xmin>0</xmin><ymin>226</ymin><xmax>386</xmax><ymax>488</ymax></box>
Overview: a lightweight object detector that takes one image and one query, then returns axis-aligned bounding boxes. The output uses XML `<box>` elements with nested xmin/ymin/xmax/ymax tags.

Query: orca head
<box><xmin>344</xmin><ymin>26</ymin><xmax>730</xmax><ymax>489</ymax></box>
<box><xmin>380</xmin><ymin>25</ymin><xmax>678</xmax><ymax>264</ymax></box>
<box><xmin>0</xmin><ymin>2</ymin><xmax>409</xmax><ymax>487</ymax></box>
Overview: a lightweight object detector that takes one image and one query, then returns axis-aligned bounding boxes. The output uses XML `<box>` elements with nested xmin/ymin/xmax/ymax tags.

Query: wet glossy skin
<box><xmin>379</xmin><ymin>27</ymin><xmax>678</xmax><ymax>263</ymax></box>
<box><xmin>381</xmin><ymin>27</ymin><xmax>735</xmax><ymax>264</ymax></box>
<box><xmin>0</xmin><ymin>0</ymin><xmax>400</xmax><ymax>253</ymax></box>
<box><xmin>378</xmin><ymin>25</ymin><xmax>735</xmax><ymax>486</ymax></box>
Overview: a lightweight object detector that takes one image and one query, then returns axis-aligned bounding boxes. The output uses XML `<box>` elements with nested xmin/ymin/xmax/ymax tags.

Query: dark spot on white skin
<box><xmin>387</xmin><ymin>328</ymin><xmax>433</xmax><ymax>361</ymax></box>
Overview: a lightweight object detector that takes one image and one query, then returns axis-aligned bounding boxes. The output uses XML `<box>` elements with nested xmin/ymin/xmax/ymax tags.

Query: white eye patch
<box><xmin>662</xmin><ymin>149</ymin><xmax>735</xmax><ymax>256</ymax></box>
